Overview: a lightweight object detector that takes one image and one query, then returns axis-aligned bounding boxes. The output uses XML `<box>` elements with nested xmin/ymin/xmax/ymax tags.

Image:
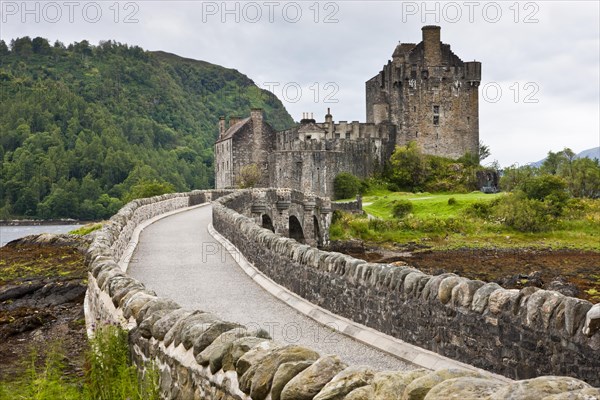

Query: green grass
<box><xmin>0</xmin><ymin>326</ymin><xmax>159</xmax><ymax>400</ymax></box>
<box><xmin>69</xmin><ymin>223</ymin><xmax>103</xmax><ymax>236</ymax></box>
<box><xmin>332</xmin><ymin>192</ymin><xmax>600</xmax><ymax>251</ymax></box>
<box><xmin>363</xmin><ymin>191</ymin><xmax>504</xmax><ymax>220</ymax></box>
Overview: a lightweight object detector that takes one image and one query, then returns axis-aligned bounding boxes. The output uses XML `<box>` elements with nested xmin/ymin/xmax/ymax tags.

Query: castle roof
<box><xmin>392</xmin><ymin>43</ymin><xmax>416</xmax><ymax>58</ymax></box>
<box><xmin>297</xmin><ymin>121</ymin><xmax>326</xmax><ymax>134</ymax></box>
<box><xmin>217</xmin><ymin>117</ymin><xmax>251</xmax><ymax>142</ymax></box>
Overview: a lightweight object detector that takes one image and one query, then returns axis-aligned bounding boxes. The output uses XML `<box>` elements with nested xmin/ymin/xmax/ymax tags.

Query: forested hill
<box><xmin>0</xmin><ymin>37</ymin><xmax>294</xmax><ymax>220</ymax></box>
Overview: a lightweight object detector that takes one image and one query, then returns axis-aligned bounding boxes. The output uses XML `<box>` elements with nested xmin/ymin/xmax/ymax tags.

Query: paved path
<box><xmin>128</xmin><ymin>205</ymin><xmax>414</xmax><ymax>371</ymax></box>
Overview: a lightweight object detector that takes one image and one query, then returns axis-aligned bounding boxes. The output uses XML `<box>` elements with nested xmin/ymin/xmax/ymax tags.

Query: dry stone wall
<box><xmin>84</xmin><ymin>190</ymin><xmax>600</xmax><ymax>400</ymax></box>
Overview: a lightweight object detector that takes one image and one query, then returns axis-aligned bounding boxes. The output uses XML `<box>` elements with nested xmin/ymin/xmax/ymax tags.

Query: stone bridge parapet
<box><xmin>82</xmin><ymin>189</ymin><xmax>600</xmax><ymax>400</ymax></box>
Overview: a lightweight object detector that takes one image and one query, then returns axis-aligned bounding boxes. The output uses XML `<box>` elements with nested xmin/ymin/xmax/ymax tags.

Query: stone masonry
<box><xmin>83</xmin><ymin>190</ymin><xmax>600</xmax><ymax>400</ymax></box>
<box><xmin>215</xmin><ymin>26</ymin><xmax>481</xmax><ymax>197</ymax></box>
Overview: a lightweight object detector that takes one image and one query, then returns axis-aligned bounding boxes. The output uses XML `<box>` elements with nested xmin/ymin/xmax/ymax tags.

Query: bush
<box><xmin>447</xmin><ymin>197</ymin><xmax>457</xmax><ymax>205</ymax></box>
<box><xmin>391</xmin><ymin>199</ymin><xmax>413</xmax><ymax>219</ymax></box>
<box><xmin>520</xmin><ymin>174</ymin><xmax>568</xmax><ymax>202</ymax></box>
<box><xmin>494</xmin><ymin>194</ymin><xmax>550</xmax><ymax>232</ymax></box>
<box><xmin>334</xmin><ymin>173</ymin><xmax>362</xmax><ymax>200</ymax></box>
<box><xmin>464</xmin><ymin>200</ymin><xmax>493</xmax><ymax>219</ymax></box>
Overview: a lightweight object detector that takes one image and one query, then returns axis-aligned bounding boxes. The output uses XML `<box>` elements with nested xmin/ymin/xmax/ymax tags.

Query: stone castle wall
<box><xmin>83</xmin><ymin>190</ymin><xmax>600</xmax><ymax>400</ymax></box>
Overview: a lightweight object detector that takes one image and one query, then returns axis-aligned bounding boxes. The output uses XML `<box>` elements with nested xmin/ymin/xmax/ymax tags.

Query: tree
<box><xmin>0</xmin><ymin>40</ymin><xmax>9</xmax><ymax>56</ymax></box>
<box><xmin>31</xmin><ymin>37</ymin><xmax>51</xmax><ymax>55</ymax></box>
<box><xmin>236</xmin><ymin>164</ymin><xmax>261</xmax><ymax>189</ymax></box>
<box><xmin>333</xmin><ymin>172</ymin><xmax>362</xmax><ymax>200</ymax></box>
<box><xmin>124</xmin><ymin>180</ymin><xmax>175</xmax><ymax>202</ymax></box>
<box><xmin>478</xmin><ymin>140</ymin><xmax>491</xmax><ymax>163</ymax></box>
<box><xmin>388</xmin><ymin>142</ymin><xmax>429</xmax><ymax>191</ymax></box>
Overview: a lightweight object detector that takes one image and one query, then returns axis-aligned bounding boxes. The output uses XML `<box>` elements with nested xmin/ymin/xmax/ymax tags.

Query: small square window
<box><xmin>345</xmin><ymin>133</ymin><xmax>351</xmax><ymax>139</ymax></box>
<box><xmin>433</xmin><ymin>116</ymin><xmax>439</xmax><ymax>125</ymax></box>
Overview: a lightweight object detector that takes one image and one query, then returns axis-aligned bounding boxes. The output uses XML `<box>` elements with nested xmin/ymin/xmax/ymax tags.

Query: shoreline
<box><xmin>0</xmin><ymin>220</ymin><xmax>92</xmax><ymax>227</ymax></box>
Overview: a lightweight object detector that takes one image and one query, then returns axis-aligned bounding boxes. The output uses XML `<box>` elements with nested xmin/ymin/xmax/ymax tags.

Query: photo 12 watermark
<box><xmin>199</xmin><ymin>1</ymin><xmax>340</xmax><ymax>24</ymax></box>
<box><xmin>400</xmin><ymin>1</ymin><xmax>540</xmax><ymax>24</ymax></box>
<box><xmin>481</xmin><ymin>81</ymin><xmax>540</xmax><ymax>104</ymax></box>
<box><xmin>1</xmin><ymin>1</ymin><xmax>140</xmax><ymax>24</ymax></box>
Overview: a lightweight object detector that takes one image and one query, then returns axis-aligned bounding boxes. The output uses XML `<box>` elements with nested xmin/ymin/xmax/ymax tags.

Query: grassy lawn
<box><xmin>332</xmin><ymin>191</ymin><xmax>600</xmax><ymax>251</ymax></box>
<box><xmin>362</xmin><ymin>191</ymin><xmax>504</xmax><ymax>220</ymax></box>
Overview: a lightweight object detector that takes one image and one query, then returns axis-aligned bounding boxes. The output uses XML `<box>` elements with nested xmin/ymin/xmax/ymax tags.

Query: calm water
<box><xmin>0</xmin><ymin>224</ymin><xmax>84</xmax><ymax>247</ymax></box>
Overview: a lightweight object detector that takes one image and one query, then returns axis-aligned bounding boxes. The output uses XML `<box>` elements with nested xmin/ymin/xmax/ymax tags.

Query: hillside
<box><xmin>0</xmin><ymin>37</ymin><xmax>294</xmax><ymax>220</ymax></box>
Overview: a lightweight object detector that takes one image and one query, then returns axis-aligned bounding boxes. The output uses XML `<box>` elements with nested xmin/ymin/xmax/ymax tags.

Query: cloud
<box><xmin>1</xmin><ymin>0</ymin><xmax>598</xmax><ymax>166</ymax></box>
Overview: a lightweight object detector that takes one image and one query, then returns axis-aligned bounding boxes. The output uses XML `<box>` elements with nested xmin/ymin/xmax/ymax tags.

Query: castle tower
<box><xmin>366</xmin><ymin>25</ymin><xmax>481</xmax><ymax>160</ymax></box>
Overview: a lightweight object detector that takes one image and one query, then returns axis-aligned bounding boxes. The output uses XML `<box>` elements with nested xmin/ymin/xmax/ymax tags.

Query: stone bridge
<box><xmin>84</xmin><ymin>189</ymin><xmax>600</xmax><ymax>399</ymax></box>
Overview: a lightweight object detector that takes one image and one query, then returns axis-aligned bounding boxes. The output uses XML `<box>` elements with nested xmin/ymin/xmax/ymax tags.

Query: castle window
<box><xmin>345</xmin><ymin>133</ymin><xmax>351</xmax><ymax>139</ymax></box>
<box><xmin>335</xmin><ymin>133</ymin><xmax>340</xmax><ymax>139</ymax></box>
<box><xmin>433</xmin><ymin>105</ymin><xmax>440</xmax><ymax>126</ymax></box>
<box><xmin>306</xmin><ymin>135</ymin><xmax>312</xmax><ymax>140</ymax></box>
<box><xmin>433</xmin><ymin>105</ymin><xmax>440</xmax><ymax>114</ymax></box>
<box><xmin>433</xmin><ymin>116</ymin><xmax>439</xmax><ymax>125</ymax></box>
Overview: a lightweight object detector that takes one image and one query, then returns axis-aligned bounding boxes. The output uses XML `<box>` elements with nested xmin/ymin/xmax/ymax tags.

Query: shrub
<box><xmin>447</xmin><ymin>197</ymin><xmax>457</xmax><ymax>205</ymax></box>
<box><xmin>334</xmin><ymin>173</ymin><xmax>362</xmax><ymax>200</ymax></box>
<box><xmin>236</xmin><ymin>163</ymin><xmax>261</xmax><ymax>188</ymax></box>
<box><xmin>391</xmin><ymin>199</ymin><xmax>413</xmax><ymax>219</ymax></box>
<box><xmin>494</xmin><ymin>194</ymin><xmax>550</xmax><ymax>232</ymax></box>
<box><xmin>520</xmin><ymin>174</ymin><xmax>568</xmax><ymax>202</ymax></box>
<box><xmin>386</xmin><ymin>182</ymin><xmax>400</xmax><ymax>192</ymax></box>
<box><xmin>464</xmin><ymin>200</ymin><xmax>493</xmax><ymax>219</ymax></box>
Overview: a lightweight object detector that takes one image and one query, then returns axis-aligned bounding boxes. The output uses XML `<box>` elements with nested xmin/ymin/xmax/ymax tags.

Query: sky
<box><xmin>1</xmin><ymin>0</ymin><xmax>599</xmax><ymax>167</ymax></box>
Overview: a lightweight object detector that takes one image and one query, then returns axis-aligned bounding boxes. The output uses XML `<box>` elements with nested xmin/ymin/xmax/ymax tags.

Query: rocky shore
<box><xmin>0</xmin><ymin>234</ymin><xmax>90</xmax><ymax>380</ymax></box>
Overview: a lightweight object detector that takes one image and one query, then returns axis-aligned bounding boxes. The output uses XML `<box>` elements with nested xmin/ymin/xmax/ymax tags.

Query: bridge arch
<box><xmin>261</xmin><ymin>214</ymin><xmax>275</xmax><ymax>232</ymax></box>
<box><xmin>288</xmin><ymin>215</ymin><xmax>305</xmax><ymax>244</ymax></box>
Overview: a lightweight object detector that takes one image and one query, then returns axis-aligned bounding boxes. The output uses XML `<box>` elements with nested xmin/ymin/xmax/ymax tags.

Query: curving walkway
<box><xmin>128</xmin><ymin>205</ymin><xmax>414</xmax><ymax>371</ymax></box>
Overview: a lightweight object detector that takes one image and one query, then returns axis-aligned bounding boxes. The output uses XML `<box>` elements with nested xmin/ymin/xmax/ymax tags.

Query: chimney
<box><xmin>325</xmin><ymin>108</ymin><xmax>334</xmax><ymax>136</ymax></box>
<box><xmin>250</xmin><ymin>108</ymin><xmax>263</xmax><ymax>131</ymax></box>
<box><xmin>219</xmin><ymin>116</ymin><xmax>226</xmax><ymax>138</ymax></box>
<box><xmin>422</xmin><ymin>25</ymin><xmax>441</xmax><ymax>66</ymax></box>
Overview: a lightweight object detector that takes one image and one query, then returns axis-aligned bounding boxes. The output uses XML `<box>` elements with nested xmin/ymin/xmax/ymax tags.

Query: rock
<box><xmin>280</xmin><ymin>355</ymin><xmax>347</xmax><ymax>400</ymax></box>
<box><xmin>138</xmin><ymin>309</ymin><xmax>172</xmax><ymax>339</ymax></box>
<box><xmin>471</xmin><ymin>283</ymin><xmax>502</xmax><ymax>313</ymax></box>
<box><xmin>423</xmin><ymin>377</ymin><xmax>506</xmax><ymax>399</ymax></box>
<box><xmin>192</xmin><ymin>321</ymin><xmax>244</xmax><ymax>355</ymax></box>
<box><xmin>247</xmin><ymin>345</ymin><xmax>320</xmax><ymax>399</ymax></box>
<box><xmin>222</xmin><ymin>337</ymin><xmax>271</xmax><ymax>372</ymax></box>
<box><xmin>583</xmin><ymin>303</ymin><xmax>600</xmax><ymax>337</ymax></box>
<box><xmin>163</xmin><ymin>311</ymin><xmax>204</xmax><ymax>347</ymax></box>
<box><xmin>271</xmin><ymin>361</ymin><xmax>313</xmax><ymax>400</ymax></box>
<box><xmin>177</xmin><ymin>313</ymin><xmax>219</xmax><ymax>349</ymax></box>
<box><xmin>313</xmin><ymin>366</ymin><xmax>375</xmax><ymax>400</ymax></box>
<box><xmin>372</xmin><ymin>369</ymin><xmax>429</xmax><ymax>399</ymax></box>
<box><xmin>206</xmin><ymin>329</ymin><xmax>270</xmax><ymax>374</ymax></box>
<box><xmin>542</xmin><ymin>387</ymin><xmax>600</xmax><ymax>399</ymax></box>
<box><xmin>122</xmin><ymin>292</ymin><xmax>157</xmax><ymax>320</ymax></box>
<box><xmin>438</xmin><ymin>277</ymin><xmax>466</xmax><ymax>304</ymax></box>
<box><xmin>196</xmin><ymin>328</ymin><xmax>253</xmax><ymax>369</ymax></box>
<box><xmin>403</xmin><ymin>369</ymin><xmax>483</xmax><ymax>400</ymax></box>
<box><xmin>488</xmin><ymin>289</ymin><xmax>520</xmax><ymax>315</ymax></box>
<box><xmin>152</xmin><ymin>309</ymin><xmax>192</xmax><ymax>341</ymax></box>
<box><xmin>135</xmin><ymin>298</ymin><xmax>180</xmax><ymax>325</ymax></box>
<box><xmin>451</xmin><ymin>280</ymin><xmax>485</xmax><ymax>309</ymax></box>
<box><xmin>546</xmin><ymin>277</ymin><xmax>579</xmax><ymax>298</ymax></box>
<box><xmin>489</xmin><ymin>376</ymin><xmax>591</xmax><ymax>400</ymax></box>
<box><xmin>344</xmin><ymin>385</ymin><xmax>375</xmax><ymax>400</ymax></box>
<box><xmin>236</xmin><ymin>340</ymin><xmax>279</xmax><ymax>377</ymax></box>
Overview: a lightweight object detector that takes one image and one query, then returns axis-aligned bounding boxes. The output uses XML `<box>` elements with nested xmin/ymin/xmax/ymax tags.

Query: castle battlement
<box><xmin>216</xmin><ymin>26</ymin><xmax>480</xmax><ymax>197</ymax></box>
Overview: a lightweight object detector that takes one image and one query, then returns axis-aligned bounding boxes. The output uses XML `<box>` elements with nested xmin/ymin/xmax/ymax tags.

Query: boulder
<box><xmin>423</xmin><ymin>377</ymin><xmax>506</xmax><ymax>399</ymax></box>
<box><xmin>542</xmin><ymin>387</ymin><xmax>600</xmax><ymax>399</ymax></box>
<box><xmin>151</xmin><ymin>309</ymin><xmax>192</xmax><ymax>341</ymax></box>
<box><xmin>489</xmin><ymin>376</ymin><xmax>591</xmax><ymax>400</ymax></box>
<box><xmin>271</xmin><ymin>361</ymin><xmax>313</xmax><ymax>400</ymax></box>
<box><xmin>344</xmin><ymin>385</ymin><xmax>375</xmax><ymax>400</ymax></box>
<box><xmin>280</xmin><ymin>355</ymin><xmax>347</xmax><ymax>400</ymax></box>
<box><xmin>403</xmin><ymin>369</ymin><xmax>484</xmax><ymax>400</ymax></box>
<box><xmin>246</xmin><ymin>345</ymin><xmax>320</xmax><ymax>399</ymax></box>
<box><xmin>372</xmin><ymin>369</ymin><xmax>429</xmax><ymax>399</ymax></box>
<box><xmin>222</xmin><ymin>337</ymin><xmax>271</xmax><ymax>372</ymax></box>
<box><xmin>313</xmin><ymin>366</ymin><xmax>375</xmax><ymax>400</ymax></box>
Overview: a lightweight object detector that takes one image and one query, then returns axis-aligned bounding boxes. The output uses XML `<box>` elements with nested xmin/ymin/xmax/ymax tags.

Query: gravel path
<box><xmin>128</xmin><ymin>205</ymin><xmax>414</xmax><ymax>371</ymax></box>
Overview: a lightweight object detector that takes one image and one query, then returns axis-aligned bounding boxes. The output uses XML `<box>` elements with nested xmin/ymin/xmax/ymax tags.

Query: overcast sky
<box><xmin>1</xmin><ymin>0</ymin><xmax>599</xmax><ymax>166</ymax></box>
